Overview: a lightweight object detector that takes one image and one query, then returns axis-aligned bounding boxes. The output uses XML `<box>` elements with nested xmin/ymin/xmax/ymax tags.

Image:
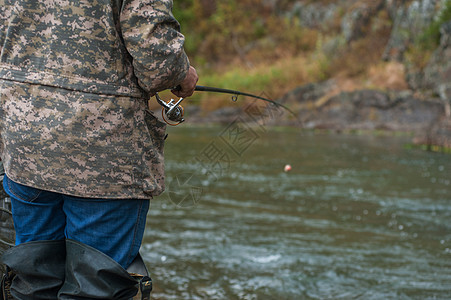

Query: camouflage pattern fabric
<box><xmin>0</xmin><ymin>0</ymin><xmax>190</xmax><ymax>198</ymax></box>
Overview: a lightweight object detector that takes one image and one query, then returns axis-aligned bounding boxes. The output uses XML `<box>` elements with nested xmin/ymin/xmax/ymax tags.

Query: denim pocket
<box><xmin>5</xmin><ymin>176</ymin><xmax>42</xmax><ymax>202</ymax></box>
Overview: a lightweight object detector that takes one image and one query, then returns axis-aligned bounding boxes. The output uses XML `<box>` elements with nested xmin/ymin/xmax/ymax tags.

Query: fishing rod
<box><xmin>154</xmin><ymin>85</ymin><xmax>297</xmax><ymax>126</ymax></box>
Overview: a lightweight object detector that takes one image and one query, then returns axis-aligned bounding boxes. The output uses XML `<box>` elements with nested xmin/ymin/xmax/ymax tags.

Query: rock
<box><xmin>422</xmin><ymin>21</ymin><xmax>451</xmax><ymax>106</ymax></box>
<box><xmin>383</xmin><ymin>0</ymin><xmax>443</xmax><ymax>61</ymax></box>
<box><xmin>414</xmin><ymin>116</ymin><xmax>451</xmax><ymax>149</ymax></box>
<box><xmin>287</xmin><ymin>1</ymin><xmax>342</xmax><ymax>29</ymax></box>
<box><xmin>293</xmin><ymin>89</ymin><xmax>445</xmax><ymax>132</ymax></box>
<box><xmin>280</xmin><ymin>79</ymin><xmax>337</xmax><ymax>104</ymax></box>
<box><xmin>384</xmin><ymin>0</ymin><xmax>403</xmax><ymax>19</ymax></box>
<box><xmin>341</xmin><ymin>0</ymin><xmax>385</xmax><ymax>42</ymax></box>
<box><xmin>189</xmin><ymin>106</ymin><xmax>242</xmax><ymax>125</ymax></box>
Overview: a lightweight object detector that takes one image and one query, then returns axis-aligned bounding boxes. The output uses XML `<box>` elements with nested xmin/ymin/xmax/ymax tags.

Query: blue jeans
<box><xmin>3</xmin><ymin>175</ymin><xmax>150</xmax><ymax>269</ymax></box>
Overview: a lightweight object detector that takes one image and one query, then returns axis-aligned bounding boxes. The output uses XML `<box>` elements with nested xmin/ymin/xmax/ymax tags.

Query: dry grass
<box><xmin>367</xmin><ymin>61</ymin><xmax>408</xmax><ymax>90</ymax></box>
<box><xmin>194</xmin><ymin>41</ymin><xmax>406</xmax><ymax>113</ymax></box>
<box><xmin>198</xmin><ymin>55</ymin><xmax>312</xmax><ymax>112</ymax></box>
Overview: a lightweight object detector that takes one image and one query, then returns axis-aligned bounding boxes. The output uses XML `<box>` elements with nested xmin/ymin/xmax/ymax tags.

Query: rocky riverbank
<box><xmin>187</xmin><ymin>84</ymin><xmax>450</xmax><ymax>151</ymax></box>
<box><xmin>187</xmin><ymin>0</ymin><xmax>451</xmax><ymax>151</ymax></box>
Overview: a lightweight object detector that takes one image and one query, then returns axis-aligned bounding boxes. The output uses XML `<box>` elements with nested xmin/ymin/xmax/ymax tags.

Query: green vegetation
<box><xmin>421</xmin><ymin>0</ymin><xmax>451</xmax><ymax>47</ymax></box>
<box><xmin>406</xmin><ymin>0</ymin><xmax>451</xmax><ymax>70</ymax></box>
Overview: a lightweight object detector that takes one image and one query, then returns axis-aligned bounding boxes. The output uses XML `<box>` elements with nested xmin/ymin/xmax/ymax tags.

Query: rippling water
<box><xmin>142</xmin><ymin>126</ymin><xmax>450</xmax><ymax>299</ymax></box>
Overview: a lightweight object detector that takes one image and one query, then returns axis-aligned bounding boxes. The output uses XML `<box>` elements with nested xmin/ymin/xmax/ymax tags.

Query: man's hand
<box><xmin>171</xmin><ymin>66</ymin><xmax>198</xmax><ymax>98</ymax></box>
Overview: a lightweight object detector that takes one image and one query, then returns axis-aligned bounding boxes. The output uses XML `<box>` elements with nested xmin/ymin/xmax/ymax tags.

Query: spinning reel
<box><xmin>154</xmin><ymin>92</ymin><xmax>185</xmax><ymax>126</ymax></box>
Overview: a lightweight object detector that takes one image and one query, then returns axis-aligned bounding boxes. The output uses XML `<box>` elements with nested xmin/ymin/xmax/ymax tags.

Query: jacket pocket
<box><xmin>144</xmin><ymin>110</ymin><xmax>167</xmax><ymax>152</ymax></box>
<box><xmin>143</xmin><ymin>110</ymin><xmax>167</xmax><ymax>196</ymax></box>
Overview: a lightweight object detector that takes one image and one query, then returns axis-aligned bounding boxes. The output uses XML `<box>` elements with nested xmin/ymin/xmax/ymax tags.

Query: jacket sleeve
<box><xmin>120</xmin><ymin>0</ymin><xmax>190</xmax><ymax>94</ymax></box>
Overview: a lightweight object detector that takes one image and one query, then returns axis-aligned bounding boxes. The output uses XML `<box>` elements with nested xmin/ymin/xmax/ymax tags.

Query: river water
<box><xmin>142</xmin><ymin>125</ymin><xmax>450</xmax><ymax>300</ymax></box>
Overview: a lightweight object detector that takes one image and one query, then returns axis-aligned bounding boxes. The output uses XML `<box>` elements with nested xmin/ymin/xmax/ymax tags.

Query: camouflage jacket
<box><xmin>0</xmin><ymin>0</ymin><xmax>189</xmax><ymax>199</ymax></box>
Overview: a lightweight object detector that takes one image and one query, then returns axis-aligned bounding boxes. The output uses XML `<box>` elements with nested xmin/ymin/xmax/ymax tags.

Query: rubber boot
<box><xmin>58</xmin><ymin>239</ymin><xmax>150</xmax><ymax>300</ymax></box>
<box><xmin>1</xmin><ymin>239</ymin><xmax>66</xmax><ymax>300</ymax></box>
<box><xmin>1</xmin><ymin>266</ymin><xmax>13</xmax><ymax>300</ymax></box>
<box><xmin>127</xmin><ymin>254</ymin><xmax>152</xmax><ymax>300</ymax></box>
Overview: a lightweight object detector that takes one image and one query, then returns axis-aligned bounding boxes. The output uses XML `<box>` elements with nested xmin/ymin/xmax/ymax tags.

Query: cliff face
<box><xmin>281</xmin><ymin>0</ymin><xmax>451</xmax><ymax>149</ymax></box>
<box><xmin>421</xmin><ymin>21</ymin><xmax>451</xmax><ymax>106</ymax></box>
<box><xmin>286</xmin><ymin>0</ymin><xmax>450</xmax><ymax>100</ymax></box>
<box><xmin>383</xmin><ymin>0</ymin><xmax>445</xmax><ymax>61</ymax></box>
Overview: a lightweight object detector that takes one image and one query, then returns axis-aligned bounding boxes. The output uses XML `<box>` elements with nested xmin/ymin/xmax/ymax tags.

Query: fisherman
<box><xmin>0</xmin><ymin>0</ymin><xmax>198</xmax><ymax>298</ymax></box>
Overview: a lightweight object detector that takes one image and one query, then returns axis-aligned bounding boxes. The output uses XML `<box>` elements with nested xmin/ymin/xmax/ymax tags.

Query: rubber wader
<box><xmin>58</xmin><ymin>239</ymin><xmax>151</xmax><ymax>300</ymax></box>
<box><xmin>2</xmin><ymin>239</ymin><xmax>152</xmax><ymax>300</ymax></box>
<box><xmin>1</xmin><ymin>240</ymin><xmax>66</xmax><ymax>300</ymax></box>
